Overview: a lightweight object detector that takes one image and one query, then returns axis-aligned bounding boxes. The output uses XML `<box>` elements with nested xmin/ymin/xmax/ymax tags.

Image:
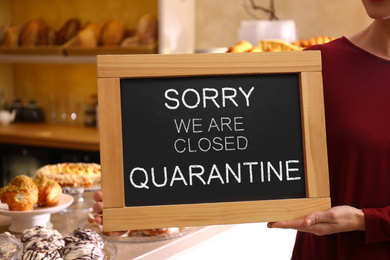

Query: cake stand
<box><xmin>61</xmin><ymin>185</ymin><xmax>100</xmax><ymax>212</ymax></box>
<box><xmin>0</xmin><ymin>194</ymin><xmax>73</xmax><ymax>233</ymax></box>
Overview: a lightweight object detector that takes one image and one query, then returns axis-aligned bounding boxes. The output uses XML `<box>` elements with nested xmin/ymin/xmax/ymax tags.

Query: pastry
<box><xmin>0</xmin><ymin>175</ymin><xmax>38</xmax><ymax>211</ymax></box>
<box><xmin>258</xmin><ymin>39</ymin><xmax>303</xmax><ymax>52</ymax></box>
<box><xmin>135</xmin><ymin>13</ymin><xmax>158</xmax><ymax>45</ymax></box>
<box><xmin>63</xmin><ymin>228</ymin><xmax>104</xmax><ymax>260</ymax></box>
<box><xmin>138</xmin><ymin>228</ymin><xmax>180</xmax><ymax>236</ymax></box>
<box><xmin>56</xmin><ymin>18</ymin><xmax>81</xmax><ymax>45</ymax></box>
<box><xmin>293</xmin><ymin>36</ymin><xmax>335</xmax><ymax>48</ymax></box>
<box><xmin>83</xmin><ymin>22</ymin><xmax>102</xmax><ymax>41</ymax></box>
<box><xmin>20</xmin><ymin>226</ymin><xmax>107</xmax><ymax>259</ymax></box>
<box><xmin>77</xmin><ymin>28</ymin><xmax>97</xmax><ymax>47</ymax></box>
<box><xmin>1</xmin><ymin>24</ymin><xmax>20</xmax><ymax>47</ymax></box>
<box><xmin>21</xmin><ymin>226</ymin><xmax>64</xmax><ymax>260</ymax></box>
<box><xmin>121</xmin><ymin>14</ymin><xmax>158</xmax><ymax>47</ymax></box>
<box><xmin>20</xmin><ymin>19</ymin><xmax>53</xmax><ymax>46</ymax></box>
<box><xmin>100</xmin><ymin>20</ymin><xmax>126</xmax><ymax>46</ymax></box>
<box><xmin>35</xmin><ymin>162</ymin><xmax>101</xmax><ymax>187</ymax></box>
<box><xmin>34</xmin><ymin>176</ymin><xmax>62</xmax><ymax>207</ymax></box>
<box><xmin>227</xmin><ymin>40</ymin><xmax>253</xmax><ymax>53</ymax></box>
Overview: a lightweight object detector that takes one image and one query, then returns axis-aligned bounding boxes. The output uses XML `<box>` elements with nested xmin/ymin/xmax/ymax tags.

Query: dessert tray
<box><xmin>0</xmin><ymin>233</ymin><xmax>116</xmax><ymax>260</ymax></box>
<box><xmin>80</xmin><ymin>220</ymin><xmax>192</xmax><ymax>243</ymax></box>
<box><xmin>0</xmin><ymin>194</ymin><xmax>73</xmax><ymax>233</ymax></box>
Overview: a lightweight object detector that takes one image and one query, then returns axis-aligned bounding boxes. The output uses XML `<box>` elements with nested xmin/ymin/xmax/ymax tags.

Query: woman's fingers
<box><xmin>93</xmin><ymin>190</ymin><xmax>103</xmax><ymax>202</ymax></box>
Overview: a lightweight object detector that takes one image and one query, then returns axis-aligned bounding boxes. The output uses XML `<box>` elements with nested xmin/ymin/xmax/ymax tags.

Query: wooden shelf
<box><xmin>0</xmin><ymin>122</ymin><xmax>100</xmax><ymax>151</ymax></box>
<box><xmin>0</xmin><ymin>54</ymin><xmax>97</xmax><ymax>64</ymax></box>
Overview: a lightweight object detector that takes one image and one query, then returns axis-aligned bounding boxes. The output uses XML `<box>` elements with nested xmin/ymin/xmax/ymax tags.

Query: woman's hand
<box><xmin>267</xmin><ymin>206</ymin><xmax>365</xmax><ymax>236</ymax></box>
<box><xmin>92</xmin><ymin>190</ymin><xmax>128</xmax><ymax>236</ymax></box>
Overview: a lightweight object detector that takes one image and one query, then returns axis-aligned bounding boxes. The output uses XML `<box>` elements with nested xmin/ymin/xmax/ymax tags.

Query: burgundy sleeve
<box><xmin>363</xmin><ymin>207</ymin><xmax>390</xmax><ymax>243</ymax></box>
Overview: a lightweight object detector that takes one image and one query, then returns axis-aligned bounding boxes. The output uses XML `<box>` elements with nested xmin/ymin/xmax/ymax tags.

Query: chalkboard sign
<box><xmin>97</xmin><ymin>51</ymin><xmax>331</xmax><ymax>232</ymax></box>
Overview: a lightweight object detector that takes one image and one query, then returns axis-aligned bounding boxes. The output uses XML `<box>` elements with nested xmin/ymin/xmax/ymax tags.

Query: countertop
<box><xmin>0</xmin><ymin>122</ymin><xmax>100</xmax><ymax>151</ymax></box>
<box><xmin>0</xmin><ymin>191</ymin><xmax>236</xmax><ymax>260</ymax></box>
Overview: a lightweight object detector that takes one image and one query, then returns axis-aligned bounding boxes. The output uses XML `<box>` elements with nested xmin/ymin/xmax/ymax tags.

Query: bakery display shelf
<box><xmin>63</xmin><ymin>36</ymin><xmax>158</xmax><ymax>56</ymax></box>
<box><xmin>64</xmin><ymin>44</ymin><xmax>158</xmax><ymax>56</ymax></box>
<box><xmin>0</xmin><ymin>45</ymin><xmax>158</xmax><ymax>64</ymax></box>
<box><xmin>0</xmin><ymin>53</ymin><xmax>97</xmax><ymax>64</ymax></box>
<box><xmin>0</xmin><ymin>46</ymin><xmax>65</xmax><ymax>56</ymax></box>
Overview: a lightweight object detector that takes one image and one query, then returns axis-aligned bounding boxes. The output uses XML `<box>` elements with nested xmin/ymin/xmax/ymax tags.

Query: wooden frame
<box><xmin>97</xmin><ymin>51</ymin><xmax>330</xmax><ymax>231</ymax></box>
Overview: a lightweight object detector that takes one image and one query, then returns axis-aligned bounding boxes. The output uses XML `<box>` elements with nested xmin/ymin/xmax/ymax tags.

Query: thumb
<box><xmin>304</xmin><ymin>212</ymin><xmax>321</xmax><ymax>227</ymax></box>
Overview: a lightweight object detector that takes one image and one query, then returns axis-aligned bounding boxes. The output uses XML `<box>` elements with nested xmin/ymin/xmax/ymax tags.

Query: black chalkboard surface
<box><xmin>120</xmin><ymin>73</ymin><xmax>306</xmax><ymax>207</ymax></box>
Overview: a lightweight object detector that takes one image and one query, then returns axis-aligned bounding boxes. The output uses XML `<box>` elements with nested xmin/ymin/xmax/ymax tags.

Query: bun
<box><xmin>56</xmin><ymin>18</ymin><xmax>81</xmax><ymax>45</ymax></box>
<box><xmin>34</xmin><ymin>176</ymin><xmax>62</xmax><ymax>207</ymax></box>
<box><xmin>227</xmin><ymin>40</ymin><xmax>253</xmax><ymax>53</ymax></box>
<box><xmin>2</xmin><ymin>24</ymin><xmax>20</xmax><ymax>47</ymax></box>
<box><xmin>76</xmin><ymin>22</ymin><xmax>102</xmax><ymax>47</ymax></box>
<box><xmin>77</xmin><ymin>28</ymin><xmax>97</xmax><ymax>47</ymax></box>
<box><xmin>83</xmin><ymin>22</ymin><xmax>102</xmax><ymax>42</ymax></box>
<box><xmin>136</xmin><ymin>14</ymin><xmax>158</xmax><ymax>45</ymax></box>
<box><xmin>20</xmin><ymin>19</ymin><xmax>52</xmax><ymax>46</ymax></box>
<box><xmin>121</xmin><ymin>14</ymin><xmax>158</xmax><ymax>47</ymax></box>
<box><xmin>100</xmin><ymin>20</ymin><xmax>126</xmax><ymax>46</ymax></box>
<box><xmin>0</xmin><ymin>175</ymin><xmax>38</xmax><ymax>211</ymax></box>
<box><xmin>293</xmin><ymin>36</ymin><xmax>335</xmax><ymax>48</ymax></box>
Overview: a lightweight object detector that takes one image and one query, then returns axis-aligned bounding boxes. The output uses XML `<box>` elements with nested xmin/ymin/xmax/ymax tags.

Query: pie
<box><xmin>35</xmin><ymin>163</ymin><xmax>101</xmax><ymax>188</ymax></box>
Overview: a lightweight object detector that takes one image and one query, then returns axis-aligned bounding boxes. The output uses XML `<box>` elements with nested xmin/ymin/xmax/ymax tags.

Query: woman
<box><xmin>94</xmin><ymin>0</ymin><xmax>390</xmax><ymax>258</ymax></box>
<box><xmin>268</xmin><ymin>0</ymin><xmax>390</xmax><ymax>259</ymax></box>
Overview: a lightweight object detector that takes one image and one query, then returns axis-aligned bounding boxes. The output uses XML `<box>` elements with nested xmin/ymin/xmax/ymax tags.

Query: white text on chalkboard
<box><xmin>164</xmin><ymin>87</ymin><xmax>255</xmax><ymax>109</ymax></box>
<box><xmin>129</xmin><ymin>160</ymin><xmax>301</xmax><ymax>189</ymax></box>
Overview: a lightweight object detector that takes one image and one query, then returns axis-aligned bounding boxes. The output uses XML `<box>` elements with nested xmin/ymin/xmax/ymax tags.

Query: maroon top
<box><xmin>292</xmin><ymin>37</ymin><xmax>390</xmax><ymax>259</ymax></box>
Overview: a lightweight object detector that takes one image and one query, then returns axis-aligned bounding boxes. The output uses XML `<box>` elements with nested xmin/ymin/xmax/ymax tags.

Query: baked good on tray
<box><xmin>20</xmin><ymin>226</ymin><xmax>106</xmax><ymax>260</ymax></box>
<box><xmin>35</xmin><ymin>162</ymin><xmax>101</xmax><ymax>188</ymax></box>
<box><xmin>34</xmin><ymin>175</ymin><xmax>63</xmax><ymax>207</ymax></box>
<box><xmin>63</xmin><ymin>228</ymin><xmax>105</xmax><ymax>260</ymax></box>
<box><xmin>0</xmin><ymin>175</ymin><xmax>63</xmax><ymax>211</ymax></box>
<box><xmin>21</xmin><ymin>225</ymin><xmax>64</xmax><ymax>259</ymax></box>
<box><xmin>0</xmin><ymin>175</ymin><xmax>38</xmax><ymax>211</ymax></box>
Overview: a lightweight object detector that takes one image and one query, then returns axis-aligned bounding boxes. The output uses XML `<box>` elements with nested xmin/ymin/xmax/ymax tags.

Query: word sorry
<box><xmin>165</xmin><ymin>87</ymin><xmax>255</xmax><ymax>109</ymax></box>
<box><xmin>129</xmin><ymin>160</ymin><xmax>301</xmax><ymax>189</ymax></box>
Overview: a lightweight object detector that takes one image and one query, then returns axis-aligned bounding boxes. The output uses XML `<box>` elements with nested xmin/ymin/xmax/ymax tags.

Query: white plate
<box><xmin>0</xmin><ymin>194</ymin><xmax>73</xmax><ymax>233</ymax></box>
<box><xmin>104</xmin><ymin>240</ymin><xmax>117</xmax><ymax>259</ymax></box>
<box><xmin>0</xmin><ymin>194</ymin><xmax>74</xmax><ymax>216</ymax></box>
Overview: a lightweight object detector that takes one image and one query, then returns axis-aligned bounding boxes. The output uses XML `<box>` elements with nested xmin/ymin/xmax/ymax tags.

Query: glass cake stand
<box><xmin>61</xmin><ymin>185</ymin><xmax>100</xmax><ymax>212</ymax></box>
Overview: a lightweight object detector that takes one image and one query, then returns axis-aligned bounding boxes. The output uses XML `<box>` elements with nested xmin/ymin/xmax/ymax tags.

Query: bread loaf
<box><xmin>83</xmin><ymin>22</ymin><xmax>102</xmax><ymax>42</ymax></box>
<box><xmin>56</xmin><ymin>18</ymin><xmax>81</xmax><ymax>45</ymax></box>
<box><xmin>2</xmin><ymin>24</ymin><xmax>20</xmax><ymax>47</ymax></box>
<box><xmin>121</xmin><ymin>14</ymin><xmax>158</xmax><ymax>47</ymax></box>
<box><xmin>20</xmin><ymin>19</ymin><xmax>52</xmax><ymax>46</ymax></box>
<box><xmin>100</xmin><ymin>20</ymin><xmax>125</xmax><ymax>46</ymax></box>
<box><xmin>77</xmin><ymin>28</ymin><xmax>97</xmax><ymax>47</ymax></box>
<box><xmin>136</xmin><ymin>14</ymin><xmax>158</xmax><ymax>45</ymax></box>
